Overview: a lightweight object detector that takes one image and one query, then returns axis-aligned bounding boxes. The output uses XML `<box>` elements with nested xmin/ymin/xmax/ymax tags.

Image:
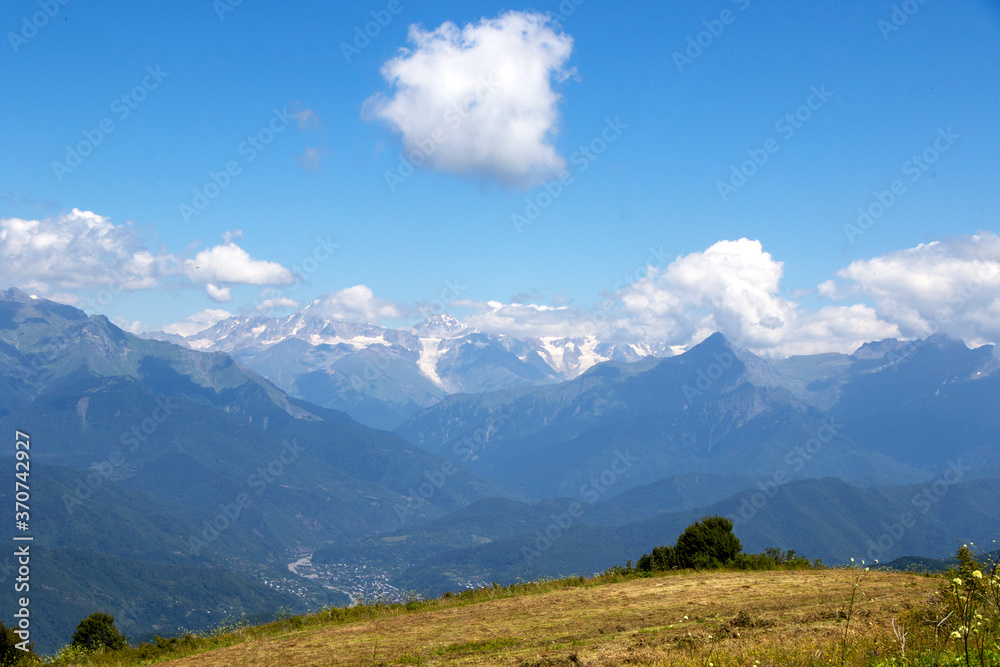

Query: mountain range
<box><xmin>149</xmin><ymin>296</ymin><xmax>664</xmax><ymax>429</ymax></box>
<box><xmin>3</xmin><ymin>288</ymin><xmax>999</xmax><ymax>652</ymax></box>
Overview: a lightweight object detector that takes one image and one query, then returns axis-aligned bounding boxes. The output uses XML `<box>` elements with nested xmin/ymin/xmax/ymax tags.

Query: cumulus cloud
<box><xmin>824</xmin><ymin>233</ymin><xmax>1000</xmax><ymax>347</ymax></box>
<box><xmin>205</xmin><ymin>284</ymin><xmax>233</xmax><ymax>303</ymax></box>
<box><xmin>366</xmin><ymin>11</ymin><xmax>574</xmax><ymax>186</ymax></box>
<box><xmin>306</xmin><ymin>285</ymin><xmax>403</xmax><ymax>323</ymax></box>
<box><xmin>183</xmin><ymin>243</ymin><xmax>294</xmax><ymax>287</ymax></box>
<box><xmin>161</xmin><ymin>309</ymin><xmax>234</xmax><ymax>337</ymax></box>
<box><xmin>619</xmin><ymin>239</ymin><xmax>794</xmax><ymax>349</ymax></box>
<box><xmin>0</xmin><ymin>208</ymin><xmax>166</xmax><ymax>292</ymax></box>
<box><xmin>614</xmin><ymin>239</ymin><xmax>905</xmax><ymax>355</ymax></box>
<box><xmin>0</xmin><ymin>210</ymin><xmax>295</xmax><ymax>305</ymax></box>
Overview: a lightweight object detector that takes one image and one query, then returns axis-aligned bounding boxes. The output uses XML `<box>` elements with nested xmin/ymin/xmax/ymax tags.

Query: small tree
<box><xmin>0</xmin><ymin>621</ymin><xmax>33</xmax><ymax>665</ymax></box>
<box><xmin>70</xmin><ymin>612</ymin><xmax>127</xmax><ymax>652</ymax></box>
<box><xmin>636</xmin><ymin>515</ymin><xmax>743</xmax><ymax>572</ymax></box>
<box><xmin>673</xmin><ymin>515</ymin><xmax>742</xmax><ymax>568</ymax></box>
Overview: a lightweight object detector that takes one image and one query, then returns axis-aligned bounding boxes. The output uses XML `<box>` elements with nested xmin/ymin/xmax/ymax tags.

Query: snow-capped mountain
<box><xmin>146</xmin><ymin>302</ymin><xmax>669</xmax><ymax>429</ymax></box>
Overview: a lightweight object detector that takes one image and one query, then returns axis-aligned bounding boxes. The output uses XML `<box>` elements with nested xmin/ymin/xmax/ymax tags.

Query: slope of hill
<box><xmin>145</xmin><ymin>570</ymin><xmax>940</xmax><ymax>666</ymax></box>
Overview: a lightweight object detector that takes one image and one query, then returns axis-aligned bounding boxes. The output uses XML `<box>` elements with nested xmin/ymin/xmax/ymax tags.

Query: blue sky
<box><xmin>2</xmin><ymin>0</ymin><xmax>999</xmax><ymax>355</ymax></box>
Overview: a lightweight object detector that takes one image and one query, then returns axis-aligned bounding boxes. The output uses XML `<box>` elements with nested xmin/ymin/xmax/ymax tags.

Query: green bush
<box><xmin>637</xmin><ymin>516</ymin><xmax>742</xmax><ymax>571</ymax></box>
<box><xmin>674</xmin><ymin>515</ymin><xmax>742</xmax><ymax>568</ymax></box>
<box><xmin>69</xmin><ymin>612</ymin><xmax>128</xmax><ymax>652</ymax></box>
<box><xmin>0</xmin><ymin>621</ymin><xmax>33</xmax><ymax>666</ymax></box>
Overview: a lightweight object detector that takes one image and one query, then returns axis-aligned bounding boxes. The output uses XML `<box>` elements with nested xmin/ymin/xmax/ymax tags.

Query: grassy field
<box><xmin>135</xmin><ymin>569</ymin><xmax>941</xmax><ymax>666</ymax></box>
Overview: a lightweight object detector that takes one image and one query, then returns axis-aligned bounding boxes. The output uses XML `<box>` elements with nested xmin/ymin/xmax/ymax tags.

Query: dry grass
<box><xmin>153</xmin><ymin>569</ymin><xmax>938</xmax><ymax>666</ymax></box>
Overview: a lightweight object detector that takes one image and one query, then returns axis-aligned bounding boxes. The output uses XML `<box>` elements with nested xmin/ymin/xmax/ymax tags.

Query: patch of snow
<box><xmin>418</xmin><ymin>338</ymin><xmax>446</xmax><ymax>388</ymax></box>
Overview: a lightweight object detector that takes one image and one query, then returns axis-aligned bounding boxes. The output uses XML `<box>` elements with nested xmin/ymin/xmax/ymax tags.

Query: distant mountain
<box><xmin>0</xmin><ymin>289</ymin><xmax>509</xmax><ymax>650</ymax></box>
<box><xmin>396</xmin><ymin>333</ymin><xmax>935</xmax><ymax>499</ymax></box>
<box><xmin>147</xmin><ymin>298</ymin><xmax>666</xmax><ymax>429</ymax></box>
<box><xmin>387</xmin><ymin>476</ymin><xmax>1000</xmax><ymax>596</ymax></box>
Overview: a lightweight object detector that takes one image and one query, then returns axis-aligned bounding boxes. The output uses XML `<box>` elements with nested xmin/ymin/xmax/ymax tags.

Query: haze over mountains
<box><xmin>4</xmin><ymin>288</ymin><xmax>999</xmax><ymax>652</ymax></box>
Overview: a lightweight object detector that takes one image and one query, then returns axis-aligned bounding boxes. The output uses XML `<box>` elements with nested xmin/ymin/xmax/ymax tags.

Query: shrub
<box><xmin>0</xmin><ymin>621</ymin><xmax>33</xmax><ymax>665</ymax></box>
<box><xmin>70</xmin><ymin>612</ymin><xmax>128</xmax><ymax>652</ymax></box>
<box><xmin>674</xmin><ymin>515</ymin><xmax>742</xmax><ymax>568</ymax></box>
<box><xmin>638</xmin><ymin>516</ymin><xmax>742</xmax><ymax>571</ymax></box>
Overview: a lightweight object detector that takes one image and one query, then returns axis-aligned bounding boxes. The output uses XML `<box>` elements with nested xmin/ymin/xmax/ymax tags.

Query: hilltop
<box><xmin>65</xmin><ymin>568</ymin><xmax>940</xmax><ymax>666</ymax></box>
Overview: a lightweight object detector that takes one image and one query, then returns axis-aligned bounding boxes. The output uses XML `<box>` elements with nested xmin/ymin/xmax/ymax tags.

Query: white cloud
<box><xmin>619</xmin><ymin>239</ymin><xmax>795</xmax><ymax>349</ymax></box>
<box><xmin>366</xmin><ymin>11</ymin><xmax>574</xmax><ymax>186</ymax></box>
<box><xmin>161</xmin><ymin>309</ymin><xmax>234</xmax><ymax>337</ymax></box>
<box><xmin>0</xmin><ymin>209</ymin><xmax>165</xmax><ymax>291</ymax></box>
<box><xmin>614</xmin><ymin>239</ymin><xmax>907</xmax><ymax>356</ymax></box>
<box><xmin>111</xmin><ymin>317</ymin><xmax>143</xmax><ymax>334</ymax></box>
<box><xmin>256</xmin><ymin>292</ymin><xmax>299</xmax><ymax>314</ymax></box>
<box><xmin>306</xmin><ymin>285</ymin><xmax>402</xmax><ymax>323</ymax></box>
<box><xmin>183</xmin><ymin>243</ymin><xmax>294</xmax><ymax>288</ymax></box>
<box><xmin>0</xmin><ymin>210</ymin><xmax>296</xmax><ymax>306</ymax></box>
<box><xmin>827</xmin><ymin>233</ymin><xmax>1000</xmax><ymax>347</ymax></box>
<box><xmin>221</xmin><ymin>229</ymin><xmax>244</xmax><ymax>243</ymax></box>
<box><xmin>205</xmin><ymin>284</ymin><xmax>233</xmax><ymax>303</ymax></box>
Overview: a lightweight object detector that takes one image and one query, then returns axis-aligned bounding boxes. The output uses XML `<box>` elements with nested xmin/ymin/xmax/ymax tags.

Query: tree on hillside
<box><xmin>637</xmin><ymin>515</ymin><xmax>742</xmax><ymax>571</ymax></box>
<box><xmin>70</xmin><ymin>612</ymin><xmax>128</xmax><ymax>652</ymax></box>
<box><xmin>674</xmin><ymin>515</ymin><xmax>742</xmax><ymax>568</ymax></box>
<box><xmin>0</xmin><ymin>621</ymin><xmax>33</xmax><ymax>665</ymax></box>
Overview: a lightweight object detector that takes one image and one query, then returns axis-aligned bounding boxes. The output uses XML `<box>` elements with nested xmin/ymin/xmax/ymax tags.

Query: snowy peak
<box><xmin>411</xmin><ymin>314</ymin><xmax>469</xmax><ymax>339</ymax></box>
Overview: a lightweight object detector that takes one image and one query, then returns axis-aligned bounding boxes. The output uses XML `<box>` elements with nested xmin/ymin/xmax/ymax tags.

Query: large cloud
<box><xmin>365</xmin><ymin>11</ymin><xmax>574</xmax><ymax>187</ymax></box>
<box><xmin>619</xmin><ymin>239</ymin><xmax>795</xmax><ymax>349</ymax></box>
<box><xmin>0</xmin><ymin>208</ymin><xmax>165</xmax><ymax>292</ymax></box>
<box><xmin>822</xmin><ymin>233</ymin><xmax>1000</xmax><ymax>347</ymax></box>
<box><xmin>0</xmin><ymin>210</ymin><xmax>295</xmax><ymax>303</ymax></box>
<box><xmin>183</xmin><ymin>243</ymin><xmax>294</xmax><ymax>287</ymax></box>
